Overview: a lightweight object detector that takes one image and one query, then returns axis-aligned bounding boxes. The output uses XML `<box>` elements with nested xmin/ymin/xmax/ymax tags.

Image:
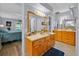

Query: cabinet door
<box><xmin>32</xmin><ymin>45</ymin><xmax>40</xmax><ymax>56</ymax></box>
<box><xmin>33</xmin><ymin>39</ymin><xmax>44</xmax><ymax>56</ymax></box>
<box><xmin>62</xmin><ymin>31</ymin><xmax>75</xmax><ymax>46</ymax></box>
<box><xmin>66</xmin><ymin>32</ymin><xmax>75</xmax><ymax>46</ymax></box>
<box><xmin>61</xmin><ymin>31</ymin><xmax>68</xmax><ymax>43</ymax></box>
<box><xmin>50</xmin><ymin>35</ymin><xmax>55</xmax><ymax>46</ymax></box>
<box><xmin>54</xmin><ymin>31</ymin><xmax>58</xmax><ymax>40</ymax></box>
<box><xmin>26</xmin><ymin>39</ymin><xmax>32</xmax><ymax>56</ymax></box>
<box><xmin>38</xmin><ymin>38</ymin><xmax>45</xmax><ymax>55</ymax></box>
<box><xmin>32</xmin><ymin>40</ymin><xmax>41</xmax><ymax>56</ymax></box>
<box><xmin>43</xmin><ymin>37</ymin><xmax>49</xmax><ymax>52</ymax></box>
<box><xmin>47</xmin><ymin>36</ymin><xmax>51</xmax><ymax>46</ymax></box>
<box><xmin>57</xmin><ymin>31</ymin><xmax>62</xmax><ymax>41</ymax></box>
<box><xmin>40</xmin><ymin>38</ymin><xmax>46</xmax><ymax>55</ymax></box>
<box><xmin>54</xmin><ymin>31</ymin><xmax>62</xmax><ymax>42</ymax></box>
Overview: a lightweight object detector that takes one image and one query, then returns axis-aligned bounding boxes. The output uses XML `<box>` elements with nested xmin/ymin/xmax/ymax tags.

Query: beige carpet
<box><xmin>0</xmin><ymin>41</ymin><xmax>22</xmax><ymax>56</ymax></box>
<box><xmin>54</xmin><ymin>41</ymin><xmax>75</xmax><ymax>56</ymax></box>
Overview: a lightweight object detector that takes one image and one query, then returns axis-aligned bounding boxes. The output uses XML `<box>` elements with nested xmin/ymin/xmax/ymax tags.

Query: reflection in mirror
<box><xmin>27</xmin><ymin>11</ymin><xmax>49</xmax><ymax>35</ymax></box>
<box><xmin>64</xmin><ymin>20</ymin><xmax>76</xmax><ymax>31</ymax></box>
<box><xmin>30</xmin><ymin>16</ymin><xmax>37</xmax><ymax>33</ymax></box>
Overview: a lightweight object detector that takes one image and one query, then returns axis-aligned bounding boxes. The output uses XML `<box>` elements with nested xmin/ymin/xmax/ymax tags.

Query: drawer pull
<box><xmin>34</xmin><ymin>45</ymin><xmax>40</xmax><ymax>48</ymax></box>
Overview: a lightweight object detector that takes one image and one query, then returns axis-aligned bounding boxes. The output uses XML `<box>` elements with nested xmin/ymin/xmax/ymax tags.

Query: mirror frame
<box><xmin>27</xmin><ymin>11</ymin><xmax>48</xmax><ymax>33</ymax></box>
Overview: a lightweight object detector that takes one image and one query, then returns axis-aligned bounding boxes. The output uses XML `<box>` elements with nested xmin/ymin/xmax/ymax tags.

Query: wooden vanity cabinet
<box><xmin>62</xmin><ymin>31</ymin><xmax>75</xmax><ymax>46</ymax></box>
<box><xmin>54</xmin><ymin>30</ymin><xmax>62</xmax><ymax>42</ymax></box>
<box><xmin>32</xmin><ymin>40</ymin><xmax>41</xmax><ymax>56</ymax></box>
<box><xmin>54</xmin><ymin>30</ymin><xmax>75</xmax><ymax>46</ymax></box>
<box><xmin>26</xmin><ymin>34</ymin><xmax>55</xmax><ymax>56</ymax></box>
<box><xmin>25</xmin><ymin>39</ymin><xmax>32</xmax><ymax>56</ymax></box>
<box><xmin>32</xmin><ymin>39</ymin><xmax>45</xmax><ymax>56</ymax></box>
<box><xmin>61</xmin><ymin>31</ymin><xmax>68</xmax><ymax>43</ymax></box>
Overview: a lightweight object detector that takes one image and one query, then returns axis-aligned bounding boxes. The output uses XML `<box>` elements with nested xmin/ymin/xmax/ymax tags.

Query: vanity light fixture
<box><xmin>35</xmin><ymin>10</ymin><xmax>45</xmax><ymax>17</ymax></box>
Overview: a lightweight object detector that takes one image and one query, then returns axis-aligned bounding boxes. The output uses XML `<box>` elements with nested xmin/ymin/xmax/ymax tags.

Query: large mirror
<box><xmin>64</xmin><ymin>20</ymin><xmax>76</xmax><ymax>31</ymax></box>
<box><xmin>27</xmin><ymin>11</ymin><xmax>49</xmax><ymax>35</ymax></box>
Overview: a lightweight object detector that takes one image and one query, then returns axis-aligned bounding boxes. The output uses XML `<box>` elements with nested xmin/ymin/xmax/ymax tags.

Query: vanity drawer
<box><xmin>33</xmin><ymin>41</ymin><xmax>40</xmax><ymax>47</ymax></box>
<box><xmin>66</xmin><ymin>31</ymin><xmax>75</xmax><ymax>36</ymax></box>
<box><xmin>32</xmin><ymin>39</ymin><xmax>45</xmax><ymax>55</ymax></box>
<box><xmin>32</xmin><ymin>44</ymin><xmax>41</xmax><ymax>56</ymax></box>
<box><xmin>67</xmin><ymin>37</ymin><xmax>75</xmax><ymax>45</ymax></box>
<box><xmin>32</xmin><ymin>38</ymin><xmax>43</xmax><ymax>47</ymax></box>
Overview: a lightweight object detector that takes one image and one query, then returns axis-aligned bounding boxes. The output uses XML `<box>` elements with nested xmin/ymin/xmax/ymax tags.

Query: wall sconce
<box><xmin>0</xmin><ymin>24</ymin><xmax>4</xmax><ymax>27</ymax></box>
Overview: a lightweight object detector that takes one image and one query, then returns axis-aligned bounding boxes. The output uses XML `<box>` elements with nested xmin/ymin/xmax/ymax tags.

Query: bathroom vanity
<box><xmin>25</xmin><ymin>33</ymin><xmax>55</xmax><ymax>56</ymax></box>
<box><xmin>54</xmin><ymin>29</ymin><xmax>75</xmax><ymax>46</ymax></box>
<box><xmin>25</xmin><ymin>11</ymin><xmax>55</xmax><ymax>56</ymax></box>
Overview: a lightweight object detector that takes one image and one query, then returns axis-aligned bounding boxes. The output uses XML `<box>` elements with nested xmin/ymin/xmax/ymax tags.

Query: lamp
<box><xmin>0</xmin><ymin>24</ymin><xmax>4</xmax><ymax>27</ymax></box>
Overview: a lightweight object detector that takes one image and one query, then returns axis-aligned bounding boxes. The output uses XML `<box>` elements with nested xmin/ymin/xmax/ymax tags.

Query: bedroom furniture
<box><xmin>0</xmin><ymin>29</ymin><xmax>22</xmax><ymax>43</ymax></box>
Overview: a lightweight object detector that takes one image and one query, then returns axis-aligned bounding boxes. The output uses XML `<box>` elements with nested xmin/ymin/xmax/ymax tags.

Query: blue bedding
<box><xmin>0</xmin><ymin>29</ymin><xmax>22</xmax><ymax>42</ymax></box>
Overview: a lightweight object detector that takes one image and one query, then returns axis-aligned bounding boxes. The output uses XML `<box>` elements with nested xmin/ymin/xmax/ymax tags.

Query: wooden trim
<box><xmin>26</xmin><ymin>11</ymin><xmax>48</xmax><ymax>33</ymax></box>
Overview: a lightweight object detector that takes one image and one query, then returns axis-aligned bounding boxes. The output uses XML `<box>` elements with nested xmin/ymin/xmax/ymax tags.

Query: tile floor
<box><xmin>0</xmin><ymin>41</ymin><xmax>21</xmax><ymax>56</ymax></box>
<box><xmin>54</xmin><ymin>41</ymin><xmax>75</xmax><ymax>56</ymax></box>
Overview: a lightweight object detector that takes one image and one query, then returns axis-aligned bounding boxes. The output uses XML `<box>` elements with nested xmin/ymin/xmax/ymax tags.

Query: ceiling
<box><xmin>24</xmin><ymin>3</ymin><xmax>51</xmax><ymax>15</ymax></box>
<box><xmin>0</xmin><ymin>3</ymin><xmax>22</xmax><ymax>19</ymax></box>
<box><xmin>0</xmin><ymin>3</ymin><xmax>51</xmax><ymax>19</ymax></box>
<box><xmin>47</xmin><ymin>3</ymin><xmax>77</xmax><ymax>13</ymax></box>
<box><xmin>0</xmin><ymin>3</ymin><xmax>77</xmax><ymax>19</ymax></box>
<box><xmin>0</xmin><ymin>3</ymin><xmax>77</xmax><ymax>14</ymax></box>
<box><xmin>0</xmin><ymin>3</ymin><xmax>22</xmax><ymax>14</ymax></box>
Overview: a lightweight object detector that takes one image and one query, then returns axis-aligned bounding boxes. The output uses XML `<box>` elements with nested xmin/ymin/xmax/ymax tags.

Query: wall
<box><xmin>50</xmin><ymin>14</ymin><xmax>57</xmax><ymax>31</ymax></box>
<box><xmin>0</xmin><ymin>4</ymin><xmax>22</xmax><ymax>32</ymax></box>
<box><xmin>24</xmin><ymin>4</ymin><xmax>50</xmax><ymax>34</ymax></box>
<box><xmin>55</xmin><ymin>9</ymin><xmax>75</xmax><ymax>29</ymax></box>
<box><xmin>76</xmin><ymin>4</ymin><xmax>79</xmax><ymax>56</ymax></box>
<box><xmin>0</xmin><ymin>12</ymin><xmax>22</xmax><ymax>20</ymax></box>
<box><xmin>0</xmin><ymin>17</ymin><xmax>21</xmax><ymax>32</ymax></box>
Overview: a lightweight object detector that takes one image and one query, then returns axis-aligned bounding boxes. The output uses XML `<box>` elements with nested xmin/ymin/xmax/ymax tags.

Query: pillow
<box><xmin>0</xmin><ymin>29</ymin><xmax>8</xmax><ymax>33</ymax></box>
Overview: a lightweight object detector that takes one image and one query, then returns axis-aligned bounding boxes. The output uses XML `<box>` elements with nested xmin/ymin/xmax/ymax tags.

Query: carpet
<box><xmin>43</xmin><ymin>48</ymin><xmax>64</xmax><ymax>56</ymax></box>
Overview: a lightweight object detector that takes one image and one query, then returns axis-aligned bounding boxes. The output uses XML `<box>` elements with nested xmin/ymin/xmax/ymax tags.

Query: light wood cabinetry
<box><xmin>62</xmin><ymin>31</ymin><xmax>75</xmax><ymax>45</ymax></box>
<box><xmin>54</xmin><ymin>30</ymin><xmax>75</xmax><ymax>46</ymax></box>
<box><xmin>25</xmin><ymin>34</ymin><xmax>55</xmax><ymax>56</ymax></box>
<box><xmin>54</xmin><ymin>31</ymin><xmax>62</xmax><ymax>42</ymax></box>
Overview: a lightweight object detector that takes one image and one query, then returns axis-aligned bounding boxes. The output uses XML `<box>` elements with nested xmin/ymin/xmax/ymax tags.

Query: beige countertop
<box><xmin>55</xmin><ymin>29</ymin><xmax>75</xmax><ymax>32</ymax></box>
<box><xmin>26</xmin><ymin>32</ymin><xmax>55</xmax><ymax>41</ymax></box>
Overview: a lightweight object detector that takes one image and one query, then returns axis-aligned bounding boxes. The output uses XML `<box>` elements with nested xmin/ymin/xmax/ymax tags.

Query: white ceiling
<box><xmin>0</xmin><ymin>3</ymin><xmax>22</xmax><ymax>14</ymax></box>
<box><xmin>0</xmin><ymin>3</ymin><xmax>22</xmax><ymax>19</ymax></box>
<box><xmin>0</xmin><ymin>3</ymin><xmax>77</xmax><ymax>19</ymax></box>
<box><xmin>47</xmin><ymin>3</ymin><xmax>77</xmax><ymax>13</ymax></box>
<box><xmin>0</xmin><ymin>3</ymin><xmax>51</xmax><ymax>19</ymax></box>
<box><xmin>24</xmin><ymin>3</ymin><xmax>51</xmax><ymax>15</ymax></box>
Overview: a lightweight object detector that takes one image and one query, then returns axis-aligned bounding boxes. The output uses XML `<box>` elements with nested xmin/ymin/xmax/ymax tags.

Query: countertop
<box><xmin>26</xmin><ymin>32</ymin><xmax>55</xmax><ymax>41</ymax></box>
<box><xmin>55</xmin><ymin>29</ymin><xmax>75</xmax><ymax>32</ymax></box>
